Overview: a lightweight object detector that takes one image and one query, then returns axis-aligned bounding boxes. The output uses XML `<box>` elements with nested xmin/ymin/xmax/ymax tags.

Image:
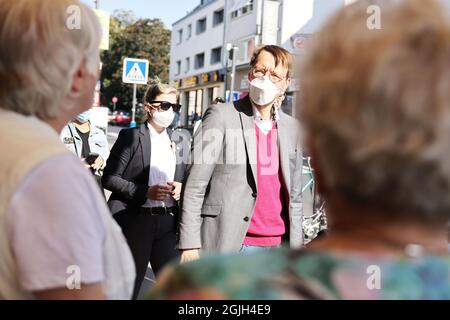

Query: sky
<box><xmin>81</xmin><ymin>0</ymin><xmax>201</xmax><ymax>29</ymax></box>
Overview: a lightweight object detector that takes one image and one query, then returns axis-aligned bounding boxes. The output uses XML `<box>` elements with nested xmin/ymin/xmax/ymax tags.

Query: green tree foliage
<box><xmin>100</xmin><ymin>10</ymin><xmax>171</xmax><ymax>110</ymax></box>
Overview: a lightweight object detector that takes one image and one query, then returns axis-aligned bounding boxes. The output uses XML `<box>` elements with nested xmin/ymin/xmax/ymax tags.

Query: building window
<box><xmin>196</xmin><ymin>89</ymin><xmax>203</xmax><ymax>117</ymax></box>
<box><xmin>211</xmin><ymin>47</ymin><xmax>222</xmax><ymax>64</ymax></box>
<box><xmin>187</xmin><ymin>91</ymin><xmax>196</xmax><ymax>124</ymax></box>
<box><xmin>195</xmin><ymin>53</ymin><xmax>205</xmax><ymax>69</ymax></box>
<box><xmin>246</xmin><ymin>0</ymin><xmax>254</xmax><ymax>12</ymax></box>
<box><xmin>177</xmin><ymin>29</ymin><xmax>183</xmax><ymax>44</ymax></box>
<box><xmin>176</xmin><ymin>60</ymin><xmax>181</xmax><ymax>75</ymax></box>
<box><xmin>196</xmin><ymin>17</ymin><xmax>207</xmax><ymax>34</ymax></box>
<box><xmin>234</xmin><ymin>38</ymin><xmax>255</xmax><ymax>65</ymax></box>
<box><xmin>187</xmin><ymin>24</ymin><xmax>192</xmax><ymax>39</ymax></box>
<box><xmin>213</xmin><ymin>9</ymin><xmax>224</xmax><ymax>26</ymax></box>
<box><xmin>231</xmin><ymin>0</ymin><xmax>254</xmax><ymax>20</ymax></box>
<box><xmin>185</xmin><ymin>57</ymin><xmax>190</xmax><ymax>73</ymax></box>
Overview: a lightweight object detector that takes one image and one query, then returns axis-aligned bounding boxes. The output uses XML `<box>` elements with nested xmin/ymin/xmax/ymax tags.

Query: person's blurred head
<box><xmin>248</xmin><ymin>45</ymin><xmax>292</xmax><ymax>107</ymax></box>
<box><xmin>301</xmin><ymin>0</ymin><xmax>450</xmax><ymax>226</ymax></box>
<box><xmin>0</xmin><ymin>0</ymin><xmax>101</xmax><ymax>122</ymax></box>
<box><xmin>144</xmin><ymin>78</ymin><xmax>179</xmax><ymax>129</ymax></box>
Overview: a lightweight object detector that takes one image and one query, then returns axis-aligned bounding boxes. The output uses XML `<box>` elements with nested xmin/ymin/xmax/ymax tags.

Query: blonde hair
<box><xmin>144</xmin><ymin>77</ymin><xmax>178</xmax><ymax>104</ymax></box>
<box><xmin>301</xmin><ymin>0</ymin><xmax>450</xmax><ymax>221</ymax></box>
<box><xmin>0</xmin><ymin>0</ymin><xmax>102</xmax><ymax>119</ymax></box>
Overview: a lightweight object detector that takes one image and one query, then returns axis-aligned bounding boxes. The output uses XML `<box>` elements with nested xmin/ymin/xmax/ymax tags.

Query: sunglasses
<box><xmin>148</xmin><ymin>101</ymin><xmax>182</xmax><ymax>113</ymax></box>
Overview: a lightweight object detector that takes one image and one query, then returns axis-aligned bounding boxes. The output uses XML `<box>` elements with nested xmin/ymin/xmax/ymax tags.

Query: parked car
<box><xmin>108</xmin><ymin>110</ymin><xmax>117</xmax><ymax>122</ymax></box>
<box><xmin>109</xmin><ymin>111</ymin><xmax>131</xmax><ymax>126</ymax></box>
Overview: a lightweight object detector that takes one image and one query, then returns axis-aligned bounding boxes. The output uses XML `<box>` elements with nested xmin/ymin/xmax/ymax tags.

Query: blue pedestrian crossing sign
<box><xmin>122</xmin><ymin>58</ymin><xmax>149</xmax><ymax>85</ymax></box>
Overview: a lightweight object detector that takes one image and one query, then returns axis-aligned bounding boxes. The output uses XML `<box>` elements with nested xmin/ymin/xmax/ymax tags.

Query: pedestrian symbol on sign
<box><xmin>127</xmin><ymin>63</ymin><xmax>145</xmax><ymax>82</ymax></box>
<box><xmin>122</xmin><ymin>58</ymin><xmax>149</xmax><ymax>85</ymax></box>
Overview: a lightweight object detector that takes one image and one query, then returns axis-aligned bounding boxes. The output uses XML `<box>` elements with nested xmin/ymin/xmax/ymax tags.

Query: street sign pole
<box><xmin>131</xmin><ymin>83</ymin><xmax>137</xmax><ymax>128</ymax></box>
<box><xmin>112</xmin><ymin>96</ymin><xmax>118</xmax><ymax>112</ymax></box>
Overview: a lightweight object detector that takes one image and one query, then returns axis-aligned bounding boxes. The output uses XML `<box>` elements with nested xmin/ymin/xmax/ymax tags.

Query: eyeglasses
<box><xmin>147</xmin><ymin>101</ymin><xmax>182</xmax><ymax>113</ymax></box>
<box><xmin>251</xmin><ymin>67</ymin><xmax>285</xmax><ymax>83</ymax></box>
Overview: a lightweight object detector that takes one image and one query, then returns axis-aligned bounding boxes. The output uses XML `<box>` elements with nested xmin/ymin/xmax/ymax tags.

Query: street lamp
<box><xmin>227</xmin><ymin>43</ymin><xmax>239</xmax><ymax>102</ymax></box>
<box><xmin>93</xmin><ymin>0</ymin><xmax>99</xmax><ymax>9</ymax></box>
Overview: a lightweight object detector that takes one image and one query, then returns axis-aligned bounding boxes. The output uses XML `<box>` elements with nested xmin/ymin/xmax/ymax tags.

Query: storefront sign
<box><xmin>180</xmin><ymin>71</ymin><xmax>223</xmax><ymax>89</ymax></box>
<box><xmin>200</xmin><ymin>71</ymin><xmax>222</xmax><ymax>84</ymax></box>
<box><xmin>183</xmin><ymin>76</ymin><xmax>199</xmax><ymax>88</ymax></box>
<box><xmin>201</xmin><ymin>73</ymin><xmax>210</xmax><ymax>83</ymax></box>
<box><xmin>212</xmin><ymin>71</ymin><xmax>220</xmax><ymax>82</ymax></box>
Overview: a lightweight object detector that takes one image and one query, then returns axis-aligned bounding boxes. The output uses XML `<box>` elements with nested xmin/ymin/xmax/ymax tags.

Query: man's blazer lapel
<box><xmin>236</xmin><ymin>97</ymin><xmax>258</xmax><ymax>189</ymax></box>
<box><xmin>168</xmin><ymin>128</ymin><xmax>184</xmax><ymax>182</ymax></box>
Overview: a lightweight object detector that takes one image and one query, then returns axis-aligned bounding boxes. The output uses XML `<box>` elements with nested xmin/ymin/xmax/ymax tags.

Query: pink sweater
<box><xmin>243</xmin><ymin>124</ymin><xmax>286</xmax><ymax>247</ymax></box>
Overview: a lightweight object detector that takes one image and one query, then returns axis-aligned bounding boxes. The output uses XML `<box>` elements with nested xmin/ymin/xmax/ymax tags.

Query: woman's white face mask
<box><xmin>152</xmin><ymin>108</ymin><xmax>175</xmax><ymax>128</ymax></box>
<box><xmin>249</xmin><ymin>76</ymin><xmax>281</xmax><ymax>106</ymax></box>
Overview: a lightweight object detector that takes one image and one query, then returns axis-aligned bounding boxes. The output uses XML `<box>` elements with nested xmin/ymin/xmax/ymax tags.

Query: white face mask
<box><xmin>249</xmin><ymin>76</ymin><xmax>281</xmax><ymax>106</ymax></box>
<box><xmin>152</xmin><ymin>108</ymin><xmax>175</xmax><ymax>128</ymax></box>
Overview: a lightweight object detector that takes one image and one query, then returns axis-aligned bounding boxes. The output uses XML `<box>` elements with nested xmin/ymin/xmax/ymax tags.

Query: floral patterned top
<box><xmin>149</xmin><ymin>247</ymin><xmax>450</xmax><ymax>300</ymax></box>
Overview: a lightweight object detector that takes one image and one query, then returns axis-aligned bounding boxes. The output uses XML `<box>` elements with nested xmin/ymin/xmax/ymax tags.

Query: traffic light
<box><xmin>229</xmin><ymin>47</ymin><xmax>234</xmax><ymax>60</ymax></box>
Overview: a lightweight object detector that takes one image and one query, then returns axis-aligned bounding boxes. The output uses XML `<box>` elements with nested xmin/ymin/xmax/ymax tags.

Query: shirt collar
<box><xmin>252</xmin><ymin>105</ymin><xmax>280</xmax><ymax>122</ymax></box>
<box><xmin>252</xmin><ymin>105</ymin><xmax>279</xmax><ymax>135</ymax></box>
<box><xmin>147</xmin><ymin>122</ymin><xmax>168</xmax><ymax>138</ymax></box>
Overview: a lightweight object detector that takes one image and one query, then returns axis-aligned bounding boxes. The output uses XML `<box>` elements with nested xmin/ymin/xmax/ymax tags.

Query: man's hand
<box><xmin>147</xmin><ymin>185</ymin><xmax>173</xmax><ymax>201</ymax></box>
<box><xmin>168</xmin><ymin>181</ymin><xmax>182</xmax><ymax>201</ymax></box>
<box><xmin>180</xmin><ymin>249</ymin><xmax>200</xmax><ymax>264</ymax></box>
<box><xmin>90</xmin><ymin>156</ymin><xmax>104</xmax><ymax>171</ymax></box>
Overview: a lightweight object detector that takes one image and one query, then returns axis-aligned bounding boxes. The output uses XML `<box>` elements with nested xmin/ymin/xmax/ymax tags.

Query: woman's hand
<box><xmin>168</xmin><ymin>181</ymin><xmax>182</xmax><ymax>201</ymax></box>
<box><xmin>147</xmin><ymin>185</ymin><xmax>173</xmax><ymax>201</ymax></box>
<box><xmin>90</xmin><ymin>156</ymin><xmax>104</xmax><ymax>171</ymax></box>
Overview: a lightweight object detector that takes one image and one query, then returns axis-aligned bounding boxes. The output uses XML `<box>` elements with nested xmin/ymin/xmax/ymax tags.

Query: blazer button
<box><xmin>244</xmin><ymin>217</ymin><xmax>250</xmax><ymax>222</ymax></box>
<box><xmin>252</xmin><ymin>192</ymin><xmax>257</xmax><ymax>198</ymax></box>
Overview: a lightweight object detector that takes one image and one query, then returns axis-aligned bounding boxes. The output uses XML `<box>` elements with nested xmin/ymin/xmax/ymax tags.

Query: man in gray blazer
<box><xmin>178</xmin><ymin>45</ymin><xmax>304</xmax><ymax>262</ymax></box>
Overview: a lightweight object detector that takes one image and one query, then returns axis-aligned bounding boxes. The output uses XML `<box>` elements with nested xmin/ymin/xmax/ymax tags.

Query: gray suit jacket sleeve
<box><xmin>177</xmin><ymin>105</ymin><xmax>225</xmax><ymax>250</ymax></box>
<box><xmin>292</xmin><ymin>137</ymin><xmax>304</xmax><ymax>208</ymax></box>
<box><xmin>290</xmin><ymin>137</ymin><xmax>305</xmax><ymax>247</ymax></box>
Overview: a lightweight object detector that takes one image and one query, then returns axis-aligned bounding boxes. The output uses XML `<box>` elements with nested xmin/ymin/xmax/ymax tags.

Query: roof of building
<box><xmin>172</xmin><ymin>0</ymin><xmax>221</xmax><ymax>26</ymax></box>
